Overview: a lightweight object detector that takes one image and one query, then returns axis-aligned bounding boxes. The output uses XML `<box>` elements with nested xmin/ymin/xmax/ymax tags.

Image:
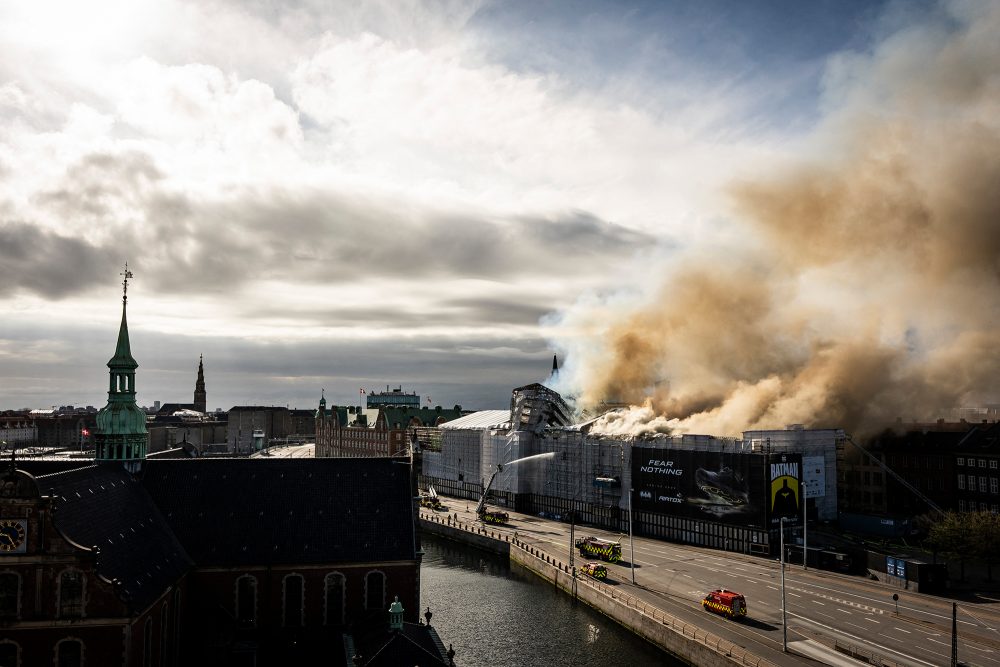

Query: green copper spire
<box><xmin>95</xmin><ymin>263</ymin><xmax>148</xmax><ymax>465</ymax></box>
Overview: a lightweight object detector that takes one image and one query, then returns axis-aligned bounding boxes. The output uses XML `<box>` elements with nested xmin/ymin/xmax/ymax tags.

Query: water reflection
<box><xmin>421</xmin><ymin>533</ymin><xmax>682</xmax><ymax>667</ymax></box>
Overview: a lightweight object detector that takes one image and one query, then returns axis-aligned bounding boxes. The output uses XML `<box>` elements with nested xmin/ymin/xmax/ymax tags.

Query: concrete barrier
<box><xmin>419</xmin><ymin>513</ymin><xmax>776</xmax><ymax>667</ymax></box>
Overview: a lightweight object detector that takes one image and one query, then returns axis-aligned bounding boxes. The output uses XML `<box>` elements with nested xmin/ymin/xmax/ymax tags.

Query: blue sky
<box><xmin>0</xmin><ymin>0</ymin><xmax>995</xmax><ymax>434</ymax></box>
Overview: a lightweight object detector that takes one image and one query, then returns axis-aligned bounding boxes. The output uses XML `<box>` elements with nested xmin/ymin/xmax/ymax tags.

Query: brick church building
<box><xmin>0</xmin><ymin>269</ymin><xmax>450</xmax><ymax>666</ymax></box>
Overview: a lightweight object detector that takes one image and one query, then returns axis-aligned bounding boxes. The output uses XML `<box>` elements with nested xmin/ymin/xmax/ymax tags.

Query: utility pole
<box><xmin>780</xmin><ymin>517</ymin><xmax>788</xmax><ymax>652</ymax></box>
<box><xmin>951</xmin><ymin>602</ymin><xmax>958</xmax><ymax>667</ymax></box>
<box><xmin>803</xmin><ymin>490</ymin><xmax>808</xmax><ymax>571</ymax></box>
<box><xmin>628</xmin><ymin>484</ymin><xmax>636</xmax><ymax>584</ymax></box>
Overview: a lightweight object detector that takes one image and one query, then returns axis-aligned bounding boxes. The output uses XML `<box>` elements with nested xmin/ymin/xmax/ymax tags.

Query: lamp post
<box><xmin>802</xmin><ymin>489</ymin><xmax>808</xmax><ymax>571</ymax></box>
<box><xmin>780</xmin><ymin>516</ymin><xmax>788</xmax><ymax>652</ymax></box>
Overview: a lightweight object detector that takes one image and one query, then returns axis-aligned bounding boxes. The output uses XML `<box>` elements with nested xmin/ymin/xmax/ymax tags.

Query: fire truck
<box><xmin>701</xmin><ymin>589</ymin><xmax>748</xmax><ymax>620</ymax></box>
<box><xmin>419</xmin><ymin>486</ymin><xmax>446</xmax><ymax>511</ymax></box>
<box><xmin>575</xmin><ymin>536</ymin><xmax>622</xmax><ymax>563</ymax></box>
<box><xmin>475</xmin><ymin>464</ymin><xmax>510</xmax><ymax>525</ymax></box>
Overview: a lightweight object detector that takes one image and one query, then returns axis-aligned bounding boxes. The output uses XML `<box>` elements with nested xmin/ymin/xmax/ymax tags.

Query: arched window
<box><xmin>172</xmin><ymin>589</ymin><xmax>182</xmax><ymax>664</ymax></box>
<box><xmin>55</xmin><ymin>638</ymin><xmax>83</xmax><ymax>667</ymax></box>
<box><xmin>282</xmin><ymin>574</ymin><xmax>304</xmax><ymax>627</ymax></box>
<box><xmin>0</xmin><ymin>572</ymin><xmax>20</xmax><ymax>619</ymax></box>
<box><xmin>160</xmin><ymin>602</ymin><xmax>169</xmax><ymax>667</ymax></box>
<box><xmin>323</xmin><ymin>573</ymin><xmax>345</xmax><ymax>626</ymax></box>
<box><xmin>235</xmin><ymin>575</ymin><xmax>257</xmax><ymax>627</ymax></box>
<box><xmin>58</xmin><ymin>570</ymin><xmax>85</xmax><ymax>618</ymax></box>
<box><xmin>0</xmin><ymin>640</ymin><xmax>19</xmax><ymax>667</ymax></box>
<box><xmin>142</xmin><ymin>619</ymin><xmax>153</xmax><ymax>667</ymax></box>
<box><xmin>364</xmin><ymin>571</ymin><xmax>385</xmax><ymax>611</ymax></box>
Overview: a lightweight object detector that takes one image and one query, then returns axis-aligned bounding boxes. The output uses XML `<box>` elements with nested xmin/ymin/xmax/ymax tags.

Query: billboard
<box><xmin>802</xmin><ymin>455</ymin><xmax>825</xmax><ymax>499</ymax></box>
<box><xmin>632</xmin><ymin>447</ymin><xmax>768</xmax><ymax>528</ymax></box>
<box><xmin>767</xmin><ymin>453</ymin><xmax>802</xmax><ymax>528</ymax></box>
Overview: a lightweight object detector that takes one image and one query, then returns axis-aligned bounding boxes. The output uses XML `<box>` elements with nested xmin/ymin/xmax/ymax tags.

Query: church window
<box><xmin>0</xmin><ymin>573</ymin><xmax>19</xmax><ymax>618</ymax></box>
<box><xmin>142</xmin><ymin>619</ymin><xmax>153</xmax><ymax>667</ymax></box>
<box><xmin>55</xmin><ymin>638</ymin><xmax>83</xmax><ymax>667</ymax></box>
<box><xmin>324</xmin><ymin>573</ymin><xmax>345</xmax><ymax>626</ymax></box>
<box><xmin>282</xmin><ymin>574</ymin><xmax>304</xmax><ymax>627</ymax></box>
<box><xmin>0</xmin><ymin>640</ymin><xmax>18</xmax><ymax>667</ymax></box>
<box><xmin>160</xmin><ymin>603</ymin><xmax>170</xmax><ymax>667</ymax></box>
<box><xmin>58</xmin><ymin>570</ymin><xmax>85</xmax><ymax>618</ymax></box>
<box><xmin>364</xmin><ymin>571</ymin><xmax>385</xmax><ymax>611</ymax></box>
<box><xmin>236</xmin><ymin>575</ymin><xmax>257</xmax><ymax>627</ymax></box>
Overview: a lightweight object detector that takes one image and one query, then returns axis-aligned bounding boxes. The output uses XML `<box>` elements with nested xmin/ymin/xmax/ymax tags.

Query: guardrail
<box><xmin>420</xmin><ymin>510</ymin><xmax>776</xmax><ymax>667</ymax></box>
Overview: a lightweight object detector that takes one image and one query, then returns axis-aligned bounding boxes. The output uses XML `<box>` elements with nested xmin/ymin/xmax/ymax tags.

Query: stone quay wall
<box><xmin>419</xmin><ymin>512</ymin><xmax>776</xmax><ymax>667</ymax></box>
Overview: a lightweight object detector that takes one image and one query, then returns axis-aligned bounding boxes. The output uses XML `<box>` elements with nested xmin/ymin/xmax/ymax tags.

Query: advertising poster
<box><xmin>767</xmin><ymin>452</ymin><xmax>802</xmax><ymax>527</ymax></box>
<box><xmin>632</xmin><ymin>447</ymin><xmax>768</xmax><ymax>528</ymax></box>
<box><xmin>802</xmin><ymin>455</ymin><xmax>826</xmax><ymax>499</ymax></box>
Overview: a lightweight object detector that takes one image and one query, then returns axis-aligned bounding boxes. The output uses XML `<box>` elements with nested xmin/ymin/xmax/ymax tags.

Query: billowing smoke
<box><xmin>550</xmin><ymin>1</ymin><xmax>1000</xmax><ymax>438</ymax></box>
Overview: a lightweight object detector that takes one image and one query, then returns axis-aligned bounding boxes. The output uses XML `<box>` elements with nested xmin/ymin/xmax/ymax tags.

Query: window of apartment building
<box><xmin>981</xmin><ymin>459</ymin><xmax>988</xmax><ymax>468</ymax></box>
<box><xmin>969</xmin><ymin>474</ymin><xmax>977</xmax><ymax>491</ymax></box>
<box><xmin>957</xmin><ymin>457</ymin><xmax>965</xmax><ymax>466</ymax></box>
<box><xmin>982</xmin><ymin>502</ymin><xmax>990</xmax><ymax>512</ymax></box>
<box><xmin>58</xmin><ymin>570</ymin><xmax>85</xmax><ymax>618</ymax></box>
<box><xmin>993</xmin><ymin>504</ymin><xmax>999</xmax><ymax>514</ymax></box>
<box><xmin>992</xmin><ymin>460</ymin><xmax>998</xmax><ymax>470</ymax></box>
<box><xmin>958</xmin><ymin>475</ymin><xmax>965</xmax><ymax>490</ymax></box>
<box><xmin>959</xmin><ymin>500</ymin><xmax>966</xmax><ymax>511</ymax></box>
<box><xmin>992</xmin><ymin>478</ymin><xmax>999</xmax><ymax>495</ymax></box>
<box><xmin>980</xmin><ymin>476</ymin><xmax>988</xmax><ymax>493</ymax></box>
<box><xmin>282</xmin><ymin>574</ymin><xmax>304</xmax><ymax>628</ymax></box>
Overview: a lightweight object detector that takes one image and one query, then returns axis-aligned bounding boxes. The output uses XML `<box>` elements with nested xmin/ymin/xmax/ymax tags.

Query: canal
<box><xmin>420</xmin><ymin>533</ymin><xmax>684</xmax><ymax>667</ymax></box>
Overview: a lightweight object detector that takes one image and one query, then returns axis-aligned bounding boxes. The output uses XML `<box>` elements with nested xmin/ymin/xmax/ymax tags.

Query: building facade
<box><xmin>315</xmin><ymin>396</ymin><xmax>461</xmax><ymax>458</ymax></box>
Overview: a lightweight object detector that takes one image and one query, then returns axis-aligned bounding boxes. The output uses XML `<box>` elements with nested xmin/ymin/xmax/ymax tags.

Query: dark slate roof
<box><xmin>359</xmin><ymin>623</ymin><xmax>450</xmax><ymax>667</ymax></box>
<box><xmin>141</xmin><ymin>458</ymin><xmax>417</xmax><ymax>567</ymax></box>
<box><xmin>36</xmin><ymin>465</ymin><xmax>193</xmax><ymax>612</ymax></box>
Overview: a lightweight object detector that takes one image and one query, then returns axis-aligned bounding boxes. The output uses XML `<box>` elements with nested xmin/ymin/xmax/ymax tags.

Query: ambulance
<box><xmin>701</xmin><ymin>589</ymin><xmax>748</xmax><ymax>620</ymax></box>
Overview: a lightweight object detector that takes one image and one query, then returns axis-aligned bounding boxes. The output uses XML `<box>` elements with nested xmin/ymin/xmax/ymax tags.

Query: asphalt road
<box><xmin>430</xmin><ymin>497</ymin><xmax>1000</xmax><ymax>667</ymax></box>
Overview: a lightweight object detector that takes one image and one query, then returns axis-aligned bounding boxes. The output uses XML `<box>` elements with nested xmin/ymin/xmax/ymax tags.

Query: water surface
<box><xmin>420</xmin><ymin>533</ymin><xmax>683</xmax><ymax>667</ymax></box>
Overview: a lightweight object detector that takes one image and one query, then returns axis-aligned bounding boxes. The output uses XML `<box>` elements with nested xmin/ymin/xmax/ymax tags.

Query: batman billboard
<box><xmin>767</xmin><ymin>452</ymin><xmax>802</xmax><ymax>528</ymax></box>
<box><xmin>632</xmin><ymin>447</ymin><xmax>768</xmax><ymax>528</ymax></box>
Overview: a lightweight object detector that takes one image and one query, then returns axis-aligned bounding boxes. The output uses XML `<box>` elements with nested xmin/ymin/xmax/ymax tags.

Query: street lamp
<box><xmin>780</xmin><ymin>516</ymin><xmax>788</xmax><ymax>652</ymax></box>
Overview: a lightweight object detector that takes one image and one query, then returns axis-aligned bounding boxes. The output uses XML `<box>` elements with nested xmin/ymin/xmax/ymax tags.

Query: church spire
<box><xmin>551</xmin><ymin>354</ymin><xmax>559</xmax><ymax>376</ymax></box>
<box><xmin>194</xmin><ymin>354</ymin><xmax>207</xmax><ymax>413</ymax></box>
<box><xmin>95</xmin><ymin>263</ymin><xmax>148</xmax><ymax>467</ymax></box>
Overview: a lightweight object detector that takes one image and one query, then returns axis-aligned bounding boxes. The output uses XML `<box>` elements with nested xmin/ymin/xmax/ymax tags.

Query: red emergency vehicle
<box><xmin>701</xmin><ymin>589</ymin><xmax>748</xmax><ymax>620</ymax></box>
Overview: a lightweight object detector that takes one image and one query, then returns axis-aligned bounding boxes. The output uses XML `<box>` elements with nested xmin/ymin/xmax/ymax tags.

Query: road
<box><xmin>250</xmin><ymin>443</ymin><xmax>314</xmax><ymax>458</ymax></box>
<box><xmin>429</xmin><ymin>497</ymin><xmax>1000</xmax><ymax>667</ymax></box>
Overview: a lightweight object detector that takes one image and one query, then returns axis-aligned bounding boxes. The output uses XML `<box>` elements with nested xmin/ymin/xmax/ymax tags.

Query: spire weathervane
<box><xmin>120</xmin><ymin>262</ymin><xmax>133</xmax><ymax>305</ymax></box>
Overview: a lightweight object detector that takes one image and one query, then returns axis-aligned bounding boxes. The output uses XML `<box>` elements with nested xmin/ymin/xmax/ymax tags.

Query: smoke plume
<box><xmin>552</xmin><ymin>1</ymin><xmax>1000</xmax><ymax>437</ymax></box>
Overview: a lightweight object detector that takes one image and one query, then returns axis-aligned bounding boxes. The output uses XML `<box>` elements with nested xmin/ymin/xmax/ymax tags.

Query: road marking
<box><xmin>789</xmin><ymin>612</ymin><xmax>939</xmax><ymax>667</ymax></box>
<box><xmin>788</xmin><ymin>593</ymin><xmax>801</xmax><ymax>598</ymax></box>
<box><xmin>766</xmin><ymin>585</ymin><xmax>778</xmax><ymax>590</ymax></box>
<box><xmin>863</xmin><ymin>618</ymin><xmax>879</xmax><ymax>623</ymax></box>
<box><xmin>813</xmin><ymin>601</ymin><xmax>825</xmax><ymax>606</ymax></box>
<box><xmin>927</xmin><ymin>638</ymin><xmax>947</xmax><ymax>646</ymax></box>
<box><xmin>893</xmin><ymin>627</ymin><xmax>911</xmax><ymax>634</ymax></box>
<box><xmin>836</xmin><ymin>609</ymin><xmax>851</xmax><ymax>614</ymax></box>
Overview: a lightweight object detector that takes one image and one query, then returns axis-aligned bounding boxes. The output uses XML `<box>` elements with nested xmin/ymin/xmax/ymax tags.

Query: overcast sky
<box><xmin>4</xmin><ymin>0</ymin><xmax>979</xmax><ymax>416</ymax></box>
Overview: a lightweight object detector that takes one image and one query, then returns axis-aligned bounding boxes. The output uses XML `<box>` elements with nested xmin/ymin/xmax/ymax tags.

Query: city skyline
<box><xmin>2</xmin><ymin>1</ymin><xmax>996</xmax><ymax>431</ymax></box>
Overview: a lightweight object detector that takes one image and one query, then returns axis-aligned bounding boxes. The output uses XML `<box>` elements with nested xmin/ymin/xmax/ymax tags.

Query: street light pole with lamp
<box><xmin>780</xmin><ymin>516</ymin><xmax>788</xmax><ymax>652</ymax></box>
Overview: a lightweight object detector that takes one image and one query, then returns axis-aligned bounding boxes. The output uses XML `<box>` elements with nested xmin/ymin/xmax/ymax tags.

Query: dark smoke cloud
<box><xmin>560</xmin><ymin>1</ymin><xmax>1000</xmax><ymax>437</ymax></box>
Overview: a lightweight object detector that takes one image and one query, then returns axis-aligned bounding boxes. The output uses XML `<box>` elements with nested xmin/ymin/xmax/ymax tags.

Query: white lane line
<box><xmin>813</xmin><ymin>601</ymin><xmax>825</xmax><ymax>606</ymax></box>
<box><xmin>846</xmin><ymin>622</ymin><xmax>868</xmax><ymax>631</ymax></box>
<box><xmin>836</xmin><ymin>609</ymin><xmax>851</xmax><ymax>614</ymax></box>
<box><xmin>788</xmin><ymin>593</ymin><xmax>801</xmax><ymax>598</ymax></box>
<box><xmin>766</xmin><ymin>585</ymin><xmax>778</xmax><ymax>590</ymax></box>
<box><xmin>789</xmin><ymin>612</ymin><xmax>940</xmax><ymax>667</ymax></box>
<box><xmin>927</xmin><ymin>638</ymin><xmax>947</xmax><ymax>646</ymax></box>
<box><xmin>893</xmin><ymin>628</ymin><xmax>911</xmax><ymax>634</ymax></box>
<box><xmin>863</xmin><ymin>618</ymin><xmax>879</xmax><ymax>623</ymax></box>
